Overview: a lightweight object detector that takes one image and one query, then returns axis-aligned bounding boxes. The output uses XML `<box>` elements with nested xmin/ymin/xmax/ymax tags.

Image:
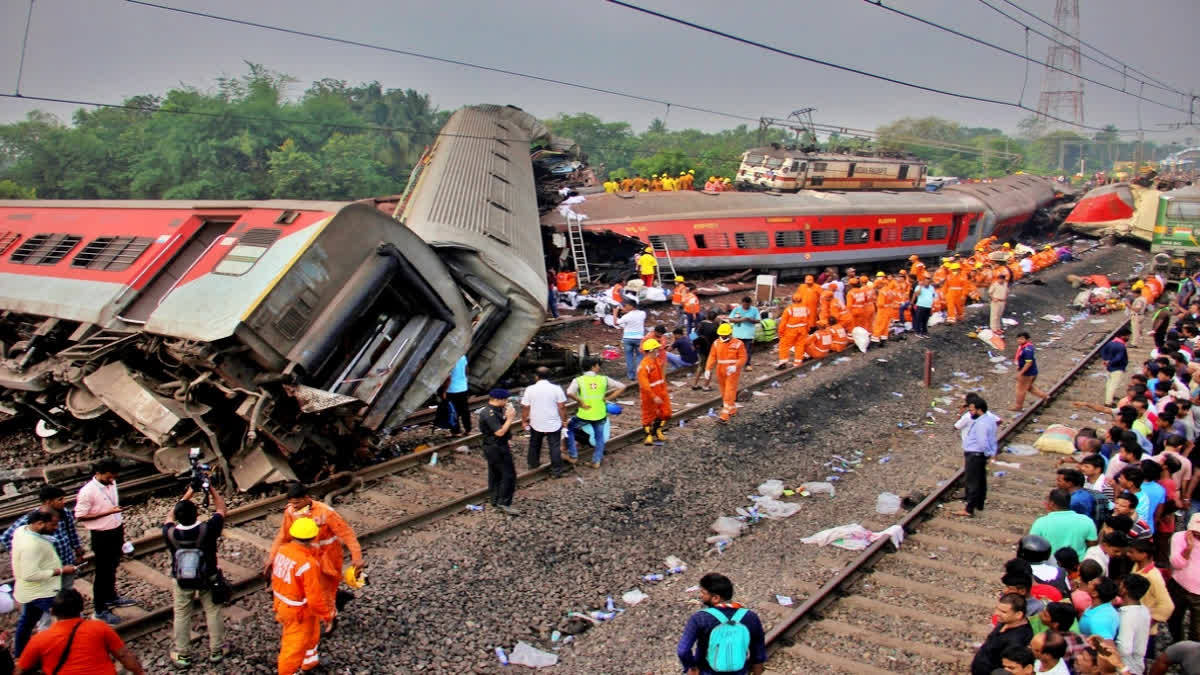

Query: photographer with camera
<box><xmin>162</xmin><ymin>470</ymin><xmax>230</xmax><ymax>668</ymax></box>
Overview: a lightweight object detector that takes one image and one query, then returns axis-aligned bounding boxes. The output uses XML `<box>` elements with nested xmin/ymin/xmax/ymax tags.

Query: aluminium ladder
<box><xmin>566</xmin><ymin>212</ymin><xmax>592</xmax><ymax>284</ymax></box>
<box><xmin>650</xmin><ymin>238</ymin><xmax>677</xmax><ymax>287</ymax></box>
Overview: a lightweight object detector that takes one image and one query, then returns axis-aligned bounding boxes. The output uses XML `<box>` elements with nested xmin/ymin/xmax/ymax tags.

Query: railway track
<box><xmin>762</xmin><ymin>319</ymin><xmax>1131</xmax><ymax>673</ymax></box>
<box><xmin>92</xmin><ymin>350</ymin><xmax>819</xmax><ymax>642</ymax></box>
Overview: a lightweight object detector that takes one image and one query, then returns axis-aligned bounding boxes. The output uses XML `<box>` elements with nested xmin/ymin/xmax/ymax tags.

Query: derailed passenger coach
<box><xmin>0</xmin><ymin>104</ymin><xmax>549</xmax><ymax>491</ymax></box>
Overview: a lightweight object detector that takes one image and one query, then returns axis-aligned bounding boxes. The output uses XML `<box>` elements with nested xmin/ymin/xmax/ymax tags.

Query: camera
<box><xmin>188</xmin><ymin>447</ymin><xmax>211</xmax><ymax>506</ymax></box>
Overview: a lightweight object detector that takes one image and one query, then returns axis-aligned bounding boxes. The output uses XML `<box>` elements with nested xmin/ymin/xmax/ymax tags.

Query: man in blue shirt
<box><xmin>1118</xmin><ymin>465</ymin><xmax>1163</xmax><ymax>535</ymax></box>
<box><xmin>910</xmin><ymin>277</ymin><xmax>936</xmax><ymax>337</ymax></box>
<box><xmin>666</xmin><ymin>327</ymin><xmax>700</xmax><ymax>372</ymax></box>
<box><xmin>0</xmin><ymin>485</ymin><xmax>83</xmax><ymax>589</ymax></box>
<box><xmin>442</xmin><ymin>355</ymin><xmax>471</xmax><ymax>436</ymax></box>
<box><xmin>728</xmin><ymin>297</ymin><xmax>760</xmax><ymax>371</ymax></box>
<box><xmin>1055</xmin><ymin>467</ymin><xmax>1097</xmax><ymax>519</ymax></box>
<box><xmin>1079</xmin><ymin>577</ymin><xmax>1121</xmax><ymax>639</ymax></box>
<box><xmin>677</xmin><ymin>573</ymin><xmax>766</xmax><ymax>675</ymax></box>
<box><xmin>956</xmin><ymin>396</ymin><xmax>998</xmax><ymax>517</ymax></box>
<box><xmin>1099</xmin><ymin>327</ymin><xmax>1130</xmax><ymax>406</ymax></box>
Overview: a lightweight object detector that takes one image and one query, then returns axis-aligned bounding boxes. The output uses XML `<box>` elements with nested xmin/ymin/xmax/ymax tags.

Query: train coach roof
<box><xmin>743</xmin><ymin>147</ymin><xmax>920</xmax><ymax>162</ymax></box>
<box><xmin>0</xmin><ymin>199</ymin><xmax>353</xmax><ymax>211</ymax></box>
<box><xmin>540</xmin><ymin>189</ymin><xmax>972</xmax><ymax>226</ymax></box>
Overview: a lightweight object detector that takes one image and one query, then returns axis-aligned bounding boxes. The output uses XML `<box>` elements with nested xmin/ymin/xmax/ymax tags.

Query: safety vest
<box><xmin>756</xmin><ymin>317</ymin><xmax>778</xmax><ymax>342</ymax></box>
<box><xmin>574</xmin><ymin>373</ymin><xmax>608</xmax><ymax>421</ymax></box>
<box><xmin>270</xmin><ymin>541</ymin><xmax>330</xmax><ymax>619</ymax></box>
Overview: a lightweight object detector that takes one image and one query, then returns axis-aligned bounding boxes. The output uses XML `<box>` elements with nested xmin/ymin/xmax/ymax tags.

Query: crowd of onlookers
<box><xmin>972</xmin><ymin>285</ymin><xmax>1200</xmax><ymax>674</ymax></box>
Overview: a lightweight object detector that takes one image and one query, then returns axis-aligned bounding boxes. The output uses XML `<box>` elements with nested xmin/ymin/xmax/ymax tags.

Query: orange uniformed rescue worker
<box><xmin>682</xmin><ymin>284</ymin><xmax>701</xmax><ymax>333</ymax></box>
<box><xmin>846</xmin><ymin>278</ymin><xmax>869</xmax><ymax>333</ymax></box>
<box><xmin>704</xmin><ymin>323</ymin><xmax>747</xmax><ymax>424</ymax></box>
<box><xmin>271</xmin><ymin>517</ymin><xmax>333</xmax><ymax>675</ymax></box>
<box><xmin>795</xmin><ymin>276</ymin><xmax>820</xmax><ymax>322</ymax></box>
<box><xmin>870</xmin><ymin>272</ymin><xmax>892</xmax><ymax>344</ymax></box>
<box><xmin>672</xmin><ymin>276</ymin><xmax>687</xmax><ymax>306</ymax></box>
<box><xmin>267</xmin><ymin>483</ymin><xmax>363</xmax><ymax>636</ymax></box>
<box><xmin>828</xmin><ymin>316</ymin><xmax>850</xmax><ymax>352</ymax></box>
<box><xmin>908</xmin><ymin>255</ymin><xmax>927</xmax><ymax>281</ymax></box>
<box><xmin>637</xmin><ymin>338</ymin><xmax>671</xmax><ymax>445</ymax></box>
<box><xmin>777</xmin><ymin>297</ymin><xmax>811</xmax><ymax>368</ymax></box>
<box><xmin>804</xmin><ymin>321</ymin><xmax>834</xmax><ymax>361</ymax></box>
<box><xmin>944</xmin><ymin>263</ymin><xmax>967</xmax><ymax>324</ymax></box>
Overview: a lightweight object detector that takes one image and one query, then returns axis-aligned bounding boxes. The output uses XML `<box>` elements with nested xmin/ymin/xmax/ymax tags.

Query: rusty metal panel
<box><xmin>82</xmin><ymin>361</ymin><xmax>190</xmax><ymax>445</ymax></box>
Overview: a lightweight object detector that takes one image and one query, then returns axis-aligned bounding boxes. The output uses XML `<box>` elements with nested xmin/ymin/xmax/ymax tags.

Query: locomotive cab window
<box><xmin>214</xmin><ymin>227</ymin><xmax>281</xmax><ymax>275</ymax></box>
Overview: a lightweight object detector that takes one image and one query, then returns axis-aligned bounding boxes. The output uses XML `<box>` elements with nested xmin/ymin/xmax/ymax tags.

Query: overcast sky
<box><xmin>1</xmin><ymin>0</ymin><xmax>1197</xmax><ymax>142</ymax></box>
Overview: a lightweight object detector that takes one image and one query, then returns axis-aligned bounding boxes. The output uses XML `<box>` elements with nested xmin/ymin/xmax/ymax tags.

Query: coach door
<box><xmin>948</xmin><ymin>214</ymin><xmax>966</xmax><ymax>249</ymax></box>
<box><xmin>120</xmin><ymin>219</ymin><xmax>230</xmax><ymax>323</ymax></box>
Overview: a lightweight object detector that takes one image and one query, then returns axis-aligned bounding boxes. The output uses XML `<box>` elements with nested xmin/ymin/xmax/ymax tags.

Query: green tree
<box><xmin>0</xmin><ymin>180</ymin><xmax>35</xmax><ymax>198</ymax></box>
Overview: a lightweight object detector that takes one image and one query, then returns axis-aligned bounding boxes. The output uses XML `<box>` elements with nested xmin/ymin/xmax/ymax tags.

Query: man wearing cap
<box><xmin>704</xmin><ymin>323</ymin><xmax>748</xmax><ymax>424</ymax></box>
<box><xmin>478</xmin><ymin>389</ymin><xmax>520</xmax><ymax>514</ymax></box>
<box><xmin>728</xmin><ymin>296</ymin><xmax>760</xmax><ymax>371</ymax></box>
<box><xmin>908</xmin><ymin>255</ymin><xmax>927</xmax><ymax>282</ymax></box>
<box><xmin>271</xmin><ymin>517</ymin><xmax>333</xmax><ymax>675</ymax></box>
<box><xmin>637</xmin><ymin>246</ymin><xmax>658</xmax><ymax>286</ymax></box>
<box><xmin>945</xmin><ymin>262</ymin><xmax>967</xmax><ymax>324</ymax></box>
<box><xmin>638</xmin><ymin>338</ymin><xmax>672</xmax><ymax>447</ymax></box>
<box><xmin>990</xmin><ymin>271</ymin><xmax>1010</xmax><ymax>334</ymax></box>
<box><xmin>681</xmin><ymin>284</ymin><xmax>701</xmax><ymax>333</ymax></box>
<box><xmin>671</xmin><ymin>276</ymin><xmax>687</xmax><ymax>307</ymax></box>
<box><xmin>565</xmin><ymin>362</ymin><xmax>627</xmax><ymax>468</ymax></box>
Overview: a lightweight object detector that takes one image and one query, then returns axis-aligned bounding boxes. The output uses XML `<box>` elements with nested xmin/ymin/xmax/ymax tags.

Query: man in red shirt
<box><xmin>17</xmin><ymin>589</ymin><xmax>145</xmax><ymax>675</ymax></box>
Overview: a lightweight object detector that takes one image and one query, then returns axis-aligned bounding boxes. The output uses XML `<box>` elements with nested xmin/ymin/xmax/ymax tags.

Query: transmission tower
<box><xmin>1035</xmin><ymin>0</ymin><xmax>1085</xmax><ymax>128</ymax></box>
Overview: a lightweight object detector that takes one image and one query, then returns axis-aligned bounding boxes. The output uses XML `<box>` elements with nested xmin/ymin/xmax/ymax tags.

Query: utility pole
<box><xmin>1036</xmin><ymin>0</ymin><xmax>1085</xmax><ymax>128</ymax></box>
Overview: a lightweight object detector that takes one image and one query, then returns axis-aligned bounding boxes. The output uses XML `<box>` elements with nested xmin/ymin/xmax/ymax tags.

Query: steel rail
<box><xmin>762</xmin><ymin>318</ymin><xmax>1129</xmax><ymax>652</ymax></box>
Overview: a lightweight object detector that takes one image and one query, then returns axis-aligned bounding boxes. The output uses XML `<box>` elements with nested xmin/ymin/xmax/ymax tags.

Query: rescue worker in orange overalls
<box><xmin>637</xmin><ymin>338</ymin><xmax>671</xmax><ymax>445</ymax></box>
<box><xmin>829</xmin><ymin>316</ymin><xmax>851</xmax><ymax>352</ymax></box>
<box><xmin>847</xmin><ymin>277</ymin><xmax>870</xmax><ymax>333</ymax></box>
<box><xmin>776</xmin><ymin>296</ymin><xmax>811</xmax><ymax>369</ymax></box>
<box><xmin>267</xmin><ymin>483</ymin><xmax>363</xmax><ymax>638</ymax></box>
<box><xmin>671</xmin><ymin>276</ymin><xmax>687</xmax><ymax>307</ymax></box>
<box><xmin>271</xmin><ymin>517</ymin><xmax>334</xmax><ymax>675</ymax></box>
<box><xmin>944</xmin><ymin>263</ymin><xmax>967</xmax><ymax>324</ymax></box>
<box><xmin>908</xmin><ymin>254</ymin><xmax>927</xmax><ymax>281</ymax></box>
<box><xmin>932</xmin><ymin>259</ymin><xmax>951</xmax><ymax>285</ymax></box>
<box><xmin>817</xmin><ymin>285</ymin><xmax>835</xmax><ymax>324</ymax></box>
<box><xmin>704</xmin><ymin>323</ymin><xmax>747</xmax><ymax>424</ymax></box>
<box><xmin>794</xmin><ymin>276</ymin><xmax>820</xmax><ymax>322</ymax></box>
<box><xmin>804</xmin><ymin>320</ymin><xmax>833</xmax><ymax>360</ymax></box>
<box><xmin>619</xmin><ymin>176</ymin><xmax>634</xmax><ymax>192</ymax></box>
<box><xmin>870</xmin><ymin>272</ymin><xmax>893</xmax><ymax>344</ymax></box>
<box><xmin>861</xmin><ymin>276</ymin><xmax>877</xmax><ymax>335</ymax></box>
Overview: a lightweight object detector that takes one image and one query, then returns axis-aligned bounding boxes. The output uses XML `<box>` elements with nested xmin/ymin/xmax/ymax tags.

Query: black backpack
<box><xmin>168</xmin><ymin>523</ymin><xmax>208</xmax><ymax>589</ymax></box>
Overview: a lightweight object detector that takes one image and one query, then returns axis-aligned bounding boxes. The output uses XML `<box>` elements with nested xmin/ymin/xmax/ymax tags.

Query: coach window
<box><xmin>0</xmin><ymin>232</ymin><xmax>20</xmax><ymax>256</ymax></box>
<box><xmin>898</xmin><ymin>165</ymin><xmax>909</xmax><ymax>180</ymax></box>
<box><xmin>967</xmin><ymin>220</ymin><xmax>977</xmax><ymax>236</ymax></box>
<box><xmin>735</xmin><ymin>231</ymin><xmax>769</xmax><ymax>249</ymax></box>
<box><xmin>72</xmin><ymin>236</ymin><xmax>154</xmax><ymax>271</ymax></box>
<box><xmin>811</xmin><ymin>162</ymin><xmax>827</xmax><ymax>172</ymax></box>
<box><xmin>926</xmin><ymin>225</ymin><xmax>949</xmax><ymax>240</ymax></box>
<box><xmin>764</xmin><ymin>157</ymin><xmax>783</xmax><ymax>169</ymax></box>
<box><xmin>774</xmin><ymin>231</ymin><xmax>805</xmax><ymax>248</ymax></box>
<box><xmin>810</xmin><ymin>229</ymin><xmax>838</xmax><ymax>247</ymax></box>
<box><xmin>9</xmin><ymin>233</ymin><xmax>82</xmax><ymax>265</ymax></box>
<box><xmin>809</xmin><ymin>176</ymin><xmax>824</xmax><ymax>187</ymax></box>
<box><xmin>847</xmin><ymin>163</ymin><xmax>856</xmax><ymax>178</ymax></box>
<box><xmin>874</xmin><ymin>228</ymin><xmax>899</xmax><ymax>243</ymax></box>
<box><xmin>649</xmin><ymin>234</ymin><xmax>688</xmax><ymax>251</ymax></box>
<box><xmin>843</xmin><ymin>228</ymin><xmax>870</xmax><ymax>245</ymax></box>
<box><xmin>901</xmin><ymin>226</ymin><xmax>923</xmax><ymax>241</ymax></box>
<box><xmin>215</xmin><ymin>227</ymin><xmax>281</xmax><ymax>275</ymax></box>
<box><xmin>693</xmin><ymin>233</ymin><xmax>730</xmax><ymax>249</ymax></box>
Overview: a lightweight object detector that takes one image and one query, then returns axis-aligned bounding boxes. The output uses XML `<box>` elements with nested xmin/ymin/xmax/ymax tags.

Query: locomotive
<box><xmin>0</xmin><ymin>104</ymin><xmax>551</xmax><ymax>490</ymax></box>
<box><xmin>543</xmin><ymin>174</ymin><xmax>1063</xmax><ymax>274</ymax></box>
<box><xmin>735</xmin><ymin>146</ymin><xmax>928</xmax><ymax>192</ymax></box>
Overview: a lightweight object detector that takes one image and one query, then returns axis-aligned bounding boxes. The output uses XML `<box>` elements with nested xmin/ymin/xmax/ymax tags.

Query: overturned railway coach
<box><xmin>544</xmin><ymin>174</ymin><xmax>1060</xmax><ymax>273</ymax></box>
<box><xmin>0</xmin><ymin>104</ymin><xmax>548</xmax><ymax>490</ymax></box>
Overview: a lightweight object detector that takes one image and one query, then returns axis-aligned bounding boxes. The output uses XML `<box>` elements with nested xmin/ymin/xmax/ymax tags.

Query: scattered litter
<box><xmin>622</xmin><ymin>589</ymin><xmax>648</xmax><ymax>606</ymax></box>
<box><xmin>465</xmin><ymin>504</ymin><xmax>484</xmax><ymax>512</ymax></box>
<box><xmin>939</xmin><ymin>384</ymin><xmax>954</xmax><ymax>391</ymax></box>
<box><xmin>641</xmin><ymin>573</ymin><xmax>664</xmax><ymax>583</ymax></box>
<box><xmin>952</xmin><ymin>371</ymin><xmax>970</xmax><ymax>378</ymax></box>
<box><xmin>834</xmin><ymin>357</ymin><xmax>851</xmax><ymax>364</ymax></box>
<box><xmin>800</xmin><ymin>481</ymin><xmax>836</xmax><ymax>497</ymax></box>
<box><xmin>776</xmin><ymin>595</ymin><xmax>793</xmax><ymax>607</ymax></box>
<box><xmin>509</xmin><ymin>641</ymin><xmax>559</xmax><ymax>668</ymax></box>
<box><xmin>991</xmin><ymin>364</ymin><xmax>1009</xmax><ymax>374</ymax></box>
<box><xmin>993</xmin><ymin>471</ymin><xmax>1008</xmax><ymax>477</ymax></box>
<box><xmin>1004</xmin><ymin>444</ymin><xmax>1038</xmax><ymax>456</ymax></box>
<box><xmin>495</xmin><ymin>647</ymin><xmax>510</xmax><ymax>666</ymax></box>
<box><xmin>989</xmin><ymin>356</ymin><xmax>1007</xmax><ymax>364</ymax></box>
<box><xmin>993</xmin><ymin>460</ymin><xmax>1021</xmax><ymax>469</ymax></box>
<box><xmin>1092</xmin><ymin>417</ymin><xmax>1109</xmax><ymax>425</ymax></box>
<box><xmin>752</xmin><ymin>390</ymin><xmax>769</xmax><ymax>397</ymax></box>
<box><xmin>708</xmin><ymin>517</ymin><xmax>746</xmax><ymax>544</ymax></box>
<box><xmin>811</xmin><ymin>362</ymin><xmax>822</xmax><ymax>370</ymax></box>
<box><xmin>1002</xmin><ymin>318</ymin><xmax>1018</xmax><ymax>326</ymax></box>
<box><xmin>617</xmin><ymin>400</ymin><xmax>636</xmax><ymax>406</ymax></box>
<box><xmin>782</xmin><ymin>489</ymin><xmax>795</xmax><ymax>496</ymax></box>
<box><xmin>892</xmin><ymin>392</ymin><xmax>903</xmax><ymax>397</ymax></box>
<box><xmin>878</xmin><ymin>455</ymin><xmax>892</xmax><ymax>464</ymax></box>
<box><xmin>875</xmin><ymin>492</ymin><xmax>901</xmax><ymax>515</ymax></box>
<box><xmin>1041</xmin><ymin>314</ymin><xmax>1065</xmax><ymax>322</ymax></box>
<box><xmin>1088</xmin><ymin>319</ymin><xmax>1107</xmax><ymax>324</ymax></box>
<box><xmin>551</xmin><ymin>630</ymin><xmax>561</xmax><ymax>643</ymax></box>
<box><xmin>875</xmin><ymin>358</ymin><xmax>889</xmax><ymax>363</ymax></box>
<box><xmin>802</xmin><ymin>524</ymin><xmax>904</xmax><ymax>551</ymax></box>
<box><xmin>429</xmin><ymin>452</ymin><xmax>439</xmax><ymax>466</ymax></box>
<box><xmin>757</xmin><ymin>479</ymin><xmax>785</xmax><ymax>499</ymax></box>
<box><xmin>665</xmin><ymin>555</ymin><xmax>687</xmax><ymax>572</ymax></box>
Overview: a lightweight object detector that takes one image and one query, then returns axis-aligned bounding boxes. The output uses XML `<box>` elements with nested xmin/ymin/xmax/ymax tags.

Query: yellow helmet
<box><xmin>1002</xmin><ymin>243</ymin><xmax>1011</xmax><ymax>248</ymax></box>
<box><xmin>652</xmin><ymin>174</ymin><xmax>658</xmax><ymax>178</ymax></box>
<box><xmin>1132</xmin><ymin>280</ymin><xmax>1145</xmax><ymax>290</ymax></box>
<box><xmin>949</xmin><ymin>263</ymin><xmax>962</xmax><ymax>270</ymax></box>
<box><xmin>875</xmin><ymin>271</ymin><xmax>885</xmax><ymax>277</ymax></box>
<box><xmin>645</xmin><ymin>246</ymin><xmax>654</xmax><ymax>253</ymax></box>
<box><xmin>674</xmin><ymin>275</ymin><xmax>684</xmax><ymax>282</ymax></box>
<box><xmin>289</xmin><ymin>517</ymin><xmax>319</xmax><ymax>540</ymax></box>
<box><xmin>1043</xmin><ymin>244</ymin><xmax>1052</xmax><ymax>249</ymax></box>
<box><xmin>642</xmin><ymin>338</ymin><xmax>662</xmax><ymax>351</ymax></box>
<box><xmin>688</xmin><ymin>169</ymin><xmax>695</xmax><ymax>174</ymax></box>
<box><xmin>680</xmin><ymin>172</ymin><xmax>686</xmax><ymax>176</ymax></box>
<box><xmin>974</xmin><ymin>263</ymin><xmax>983</xmax><ymax>269</ymax></box>
<box><xmin>716</xmin><ymin>323</ymin><xmax>733</xmax><ymax>336</ymax></box>
<box><xmin>344</xmin><ymin>566</ymin><xmax>367</xmax><ymax>589</ymax></box>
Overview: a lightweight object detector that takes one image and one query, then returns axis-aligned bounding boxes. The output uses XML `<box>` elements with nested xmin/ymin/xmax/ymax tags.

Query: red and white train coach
<box><xmin>544</xmin><ymin>174</ymin><xmax>1060</xmax><ymax>273</ymax></box>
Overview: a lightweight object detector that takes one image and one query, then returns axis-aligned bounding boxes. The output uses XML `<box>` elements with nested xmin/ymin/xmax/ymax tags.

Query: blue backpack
<box><xmin>704</xmin><ymin>607</ymin><xmax>750</xmax><ymax>672</ymax></box>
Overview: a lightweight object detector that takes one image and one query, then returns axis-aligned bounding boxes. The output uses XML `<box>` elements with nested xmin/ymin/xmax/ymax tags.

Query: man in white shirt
<box><xmin>74</xmin><ymin>458</ymin><xmax>134</xmax><ymax>624</ymax></box>
<box><xmin>1116</xmin><ymin>573</ymin><xmax>1152</xmax><ymax>674</ymax></box>
<box><xmin>616</xmin><ymin>301</ymin><xmax>646</xmax><ymax>381</ymax></box>
<box><xmin>521</xmin><ymin>367</ymin><xmax>568</xmax><ymax>478</ymax></box>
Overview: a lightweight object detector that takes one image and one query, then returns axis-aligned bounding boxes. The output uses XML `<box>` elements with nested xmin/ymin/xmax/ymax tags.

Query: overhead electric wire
<box><xmin>603</xmin><ymin>0</ymin><xmax>1172</xmax><ymax>134</ymax></box>
<box><xmin>864</xmin><ymin>0</ymin><xmax>1190</xmax><ymax>116</ymax></box>
<box><xmin>985</xmin><ymin>0</ymin><xmax>1189</xmax><ymax>98</ymax></box>
<box><xmin>14</xmin><ymin>0</ymin><xmax>36</xmax><ymax>96</ymax></box>
<box><xmin>123</xmin><ymin>0</ymin><xmax>760</xmax><ymax>126</ymax></box>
